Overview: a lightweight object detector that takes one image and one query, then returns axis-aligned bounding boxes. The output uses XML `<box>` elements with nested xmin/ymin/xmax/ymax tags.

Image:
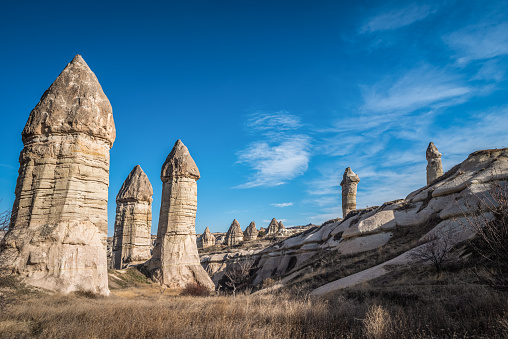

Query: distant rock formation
<box><xmin>145</xmin><ymin>140</ymin><xmax>214</xmax><ymax>290</ymax></box>
<box><xmin>340</xmin><ymin>167</ymin><xmax>360</xmax><ymax>217</ymax></box>
<box><xmin>0</xmin><ymin>55</ymin><xmax>115</xmax><ymax>295</ymax></box>
<box><xmin>278</xmin><ymin>221</ymin><xmax>285</xmax><ymax>231</ymax></box>
<box><xmin>267</xmin><ymin>218</ymin><xmax>279</xmax><ymax>236</ymax></box>
<box><xmin>198</xmin><ymin>227</ymin><xmax>215</xmax><ymax>249</ymax></box>
<box><xmin>112</xmin><ymin>165</ymin><xmax>153</xmax><ymax>269</ymax></box>
<box><xmin>243</xmin><ymin>222</ymin><xmax>259</xmax><ymax>241</ymax></box>
<box><xmin>225</xmin><ymin>219</ymin><xmax>243</xmax><ymax>246</ymax></box>
<box><xmin>426</xmin><ymin>142</ymin><xmax>444</xmax><ymax>185</ymax></box>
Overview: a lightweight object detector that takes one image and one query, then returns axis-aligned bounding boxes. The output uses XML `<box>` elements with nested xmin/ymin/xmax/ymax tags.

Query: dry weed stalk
<box><xmin>363</xmin><ymin>304</ymin><xmax>392</xmax><ymax>339</ymax></box>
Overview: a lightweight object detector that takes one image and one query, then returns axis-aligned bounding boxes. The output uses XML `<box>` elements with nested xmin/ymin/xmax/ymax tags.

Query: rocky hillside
<box><xmin>201</xmin><ymin>148</ymin><xmax>508</xmax><ymax>294</ymax></box>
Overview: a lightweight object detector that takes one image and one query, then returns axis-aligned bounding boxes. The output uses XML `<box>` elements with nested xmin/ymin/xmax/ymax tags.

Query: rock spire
<box><xmin>146</xmin><ymin>140</ymin><xmax>214</xmax><ymax>290</ymax></box>
<box><xmin>340</xmin><ymin>167</ymin><xmax>360</xmax><ymax>217</ymax></box>
<box><xmin>0</xmin><ymin>55</ymin><xmax>115</xmax><ymax>295</ymax></box>
<box><xmin>267</xmin><ymin>218</ymin><xmax>279</xmax><ymax>236</ymax></box>
<box><xmin>426</xmin><ymin>142</ymin><xmax>444</xmax><ymax>185</ymax></box>
<box><xmin>243</xmin><ymin>221</ymin><xmax>259</xmax><ymax>241</ymax></box>
<box><xmin>198</xmin><ymin>227</ymin><xmax>215</xmax><ymax>249</ymax></box>
<box><xmin>225</xmin><ymin>219</ymin><xmax>244</xmax><ymax>246</ymax></box>
<box><xmin>112</xmin><ymin>165</ymin><xmax>153</xmax><ymax>269</ymax></box>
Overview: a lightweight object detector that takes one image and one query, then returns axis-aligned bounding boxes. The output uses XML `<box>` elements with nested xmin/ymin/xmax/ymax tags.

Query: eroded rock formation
<box><xmin>0</xmin><ymin>55</ymin><xmax>115</xmax><ymax>295</ymax></box>
<box><xmin>243</xmin><ymin>222</ymin><xmax>258</xmax><ymax>241</ymax></box>
<box><xmin>267</xmin><ymin>218</ymin><xmax>279</xmax><ymax>236</ymax></box>
<box><xmin>112</xmin><ymin>165</ymin><xmax>153</xmax><ymax>269</ymax></box>
<box><xmin>278</xmin><ymin>221</ymin><xmax>285</xmax><ymax>233</ymax></box>
<box><xmin>427</xmin><ymin>142</ymin><xmax>444</xmax><ymax>185</ymax></box>
<box><xmin>145</xmin><ymin>140</ymin><xmax>213</xmax><ymax>290</ymax></box>
<box><xmin>225</xmin><ymin>219</ymin><xmax>243</xmax><ymax>246</ymax></box>
<box><xmin>198</xmin><ymin>227</ymin><xmax>215</xmax><ymax>249</ymax></box>
<box><xmin>340</xmin><ymin>167</ymin><xmax>360</xmax><ymax>217</ymax></box>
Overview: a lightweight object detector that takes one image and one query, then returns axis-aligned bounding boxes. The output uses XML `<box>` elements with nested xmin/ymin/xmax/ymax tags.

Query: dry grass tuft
<box><xmin>362</xmin><ymin>305</ymin><xmax>392</xmax><ymax>339</ymax></box>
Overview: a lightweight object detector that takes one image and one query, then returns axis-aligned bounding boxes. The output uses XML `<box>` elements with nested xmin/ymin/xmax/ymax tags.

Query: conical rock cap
<box><xmin>341</xmin><ymin>167</ymin><xmax>360</xmax><ymax>186</ymax></box>
<box><xmin>426</xmin><ymin>142</ymin><xmax>442</xmax><ymax>159</ymax></box>
<box><xmin>161</xmin><ymin>140</ymin><xmax>200</xmax><ymax>180</ymax></box>
<box><xmin>23</xmin><ymin>54</ymin><xmax>115</xmax><ymax>145</ymax></box>
<box><xmin>117</xmin><ymin>165</ymin><xmax>153</xmax><ymax>203</ymax></box>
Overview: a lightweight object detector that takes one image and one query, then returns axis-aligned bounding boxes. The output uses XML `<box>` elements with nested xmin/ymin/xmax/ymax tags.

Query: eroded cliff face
<box><xmin>145</xmin><ymin>140</ymin><xmax>214</xmax><ymax>290</ymax></box>
<box><xmin>0</xmin><ymin>55</ymin><xmax>115</xmax><ymax>295</ymax></box>
<box><xmin>201</xmin><ymin>148</ymin><xmax>508</xmax><ymax>294</ymax></box>
<box><xmin>112</xmin><ymin>165</ymin><xmax>153</xmax><ymax>269</ymax></box>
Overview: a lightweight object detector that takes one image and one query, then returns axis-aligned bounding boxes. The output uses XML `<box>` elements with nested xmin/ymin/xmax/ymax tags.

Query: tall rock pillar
<box><xmin>148</xmin><ymin>140</ymin><xmax>214</xmax><ymax>290</ymax></box>
<box><xmin>340</xmin><ymin>167</ymin><xmax>360</xmax><ymax>217</ymax></box>
<box><xmin>426</xmin><ymin>142</ymin><xmax>443</xmax><ymax>185</ymax></box>
<box><xmin>0</xmin><ymin>55</ymin><xmax>115</xmax><ymax>295</ymax></box>
<box><xmin>112</xmin><ymin>165</ymin><xmax>153</xmax><ymax>269</ymax></box>
<box><xmin>225</xmin><ymin>219</ymin><xmax>243</xmax><ymax>246</ymax></box>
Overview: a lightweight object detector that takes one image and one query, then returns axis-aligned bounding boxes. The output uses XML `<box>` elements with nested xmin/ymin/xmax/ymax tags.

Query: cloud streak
<box><xmin>271</xmin><ymin>202</ymin><xmax>294</xmax><ymax>207</ymax></box>
<box><xmin>360</xmin><ymin>3</ymin><xmax>437</xmax><ymax>33</ymax></box>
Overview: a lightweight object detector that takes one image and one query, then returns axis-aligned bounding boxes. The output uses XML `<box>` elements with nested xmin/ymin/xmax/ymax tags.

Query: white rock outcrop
<box><xmin>145</xmin><ymin>140</ymin><xmax>214</xmax><ymax>290</ymax></box>
<box><xmin>112</xmin><ymin>165</ymin><xmax>153</xmax><ymax>269</ymax></box>
<box><xmin>0</xmin><ymin>55</ymin><xmax>115</xmax><ymax>295</ymax></box>
<box><xmin>198</xmin><ymin>227</ymin><xmax>215</xmax><ymax>249</ymax></box>
<box><xmin>243</xmin><ymin>222</ymin><xmax>258</xmax><ymax>241</ymax></box>
<box><xmin>266</xmin><ymin>218</ymin><xmax>279</xmax><ymax>236</ymax></box>
<box><xmin>225</xmin><ymin>219</ymin><xmax>243</xmax><ymax>246</ymax></box>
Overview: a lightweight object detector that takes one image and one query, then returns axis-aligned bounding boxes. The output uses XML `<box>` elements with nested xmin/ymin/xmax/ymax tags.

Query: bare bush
<box><xmin>223</xmin><ymin>259</ymin><xmax>255</xmax><ymax>297</ymax></box>
<box><xmin>461</xmin><ymin>180</ymin><xmax>508</xmax><ymax>290</ymax></box>
<box><xmin>0</xmin><ymin>207</ymin><xmax>10</xmax><ymax>233</ymax></box>
<box><xmin>363</xmin><ymin>305</ymin><xmax>392</xmax><ymax>339</ymax></box>
<box><xmin>410</xmin><ymin>230</ymin><xmax>453</xmax><ymax>275</ymax></box>
<box><xmin>181</xmin><ymin>282</ymin><xmax>210</xmax><ymax>297</ymax></box>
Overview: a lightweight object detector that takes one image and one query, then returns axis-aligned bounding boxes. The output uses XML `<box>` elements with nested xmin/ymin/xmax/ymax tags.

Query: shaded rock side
<box><xmin>243</xmin><ymin>222</ymin><xmax>258</xmax><ymax>241</ymax></box>
<box><xmin>112</xmin><ymin>165</ymin><xmax>153</xmax><ymax>269</ymax></box>
<box><xmin>198</xmin><ymin>227</ymin><xmax>215</xmax><ymax>249</ymax></box>
<box><xmin>0</xmin><ymin>55</ymin><xmax>115</xmax><ymax>295</ymax></box>
<box><xmin>145</xmin><ymin>140</ymin><xmax>214</xmax><ymax>290</ymax></box>
<box><xmin>266</xmin><ymin>218</ymin><xmax>279</xmax><ymax>236</ymax></box>
<box><xmin>225</xmin><ymin>219</ymin><xmax>243</xmax><ymax>246</ymax></box>
<box><xmin>427</xmin><ymin>142</ymin><xmax>444</xmax><ymax>185</ymax></box>
<box><xmin>278</xmin><ymin>221</ymin><xmax>285</xmax><ymax>231</ymax></box>
<box><xmin>340</xmin><ymin>167</ymin><xmax>360</xmax><ymax>217</ymax></box>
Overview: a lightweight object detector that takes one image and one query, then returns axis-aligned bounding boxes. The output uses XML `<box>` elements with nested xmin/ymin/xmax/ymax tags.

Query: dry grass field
<box><xmin>0</xmin><ymin>263</ymin><xmax>507</xmax><ymax>339</ymax></box>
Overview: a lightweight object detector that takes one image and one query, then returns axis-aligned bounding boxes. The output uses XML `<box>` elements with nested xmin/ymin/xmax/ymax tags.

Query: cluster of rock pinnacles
<box><xmin>0</xmin><ymin>55</ymin><xmax>213</xmax><ymax>294</ymax></box>
<box><xmin>0</xmin><ymin>54</ymin><xmax>445</xmax><ymax>295</ymax></box>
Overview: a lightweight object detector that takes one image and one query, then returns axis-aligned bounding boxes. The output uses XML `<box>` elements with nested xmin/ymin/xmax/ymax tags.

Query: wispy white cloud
<box><xmin>472</xmin><ymin>59</ymin><xmax>506</xmax><ymax>82</ymax></box>
<box><xmin>360</xmin><ymin>3</ymin><xmax>437</xmax><ymax>34</ymax></box>
<box><xmin>271</xmin><ymin>202</ymin><xmax>294</xmax><ymax>208</ymax></box>
<box><xmin>236</xmin><ymin>111</ymin><xmax>312</xmax><ymax>189</ymax></box>
<box><xmin>445</xmin><ymin>22</ymin><xmax>508</xmax><ymax>65</ymax></box>
<box><xmin>362</xmin><ymin>65</ymin><xmax>471</xmax><ymax>113</ymax></box>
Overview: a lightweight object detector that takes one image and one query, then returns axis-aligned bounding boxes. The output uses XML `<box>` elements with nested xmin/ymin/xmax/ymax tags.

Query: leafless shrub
<box><xmin>410</xmin><ymin>230</ymin><xmax>454</xmax><ymax>275</ymax></box>
<box><xmin>460</xmin><ymin>179</ymin><xmax>508</xmax><ymax>290</ymax></box>
<box><xmin>223</xmin><ymin>259</ymin><xmax>256</xmax><ymax>298</ymax></box>
<box><xmin>0</xmin><ymin>206</ymin><xmax>10</xmax><ymax>233</ymax></box>
<box><xmin>181</xmin><ymin>282</ymin><xmax>210</xmax><ymax>297</ymax></box>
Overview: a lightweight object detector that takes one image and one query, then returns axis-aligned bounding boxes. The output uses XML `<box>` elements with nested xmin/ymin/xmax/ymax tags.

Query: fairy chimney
<box><xmin>426</xmin><ymin>142</ymin><xmax>444</xmax><ymax>185</ymax></box>
<box><xmin>340</xmin><ymin>167</ymin><xmax>360</xmax><ymax>217</ymax></box>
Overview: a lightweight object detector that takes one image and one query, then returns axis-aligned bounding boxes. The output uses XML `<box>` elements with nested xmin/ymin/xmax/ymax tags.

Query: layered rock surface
<box><xmin>112</xmin><ymin>165</ymin><xmax>153</xmax><ymax>269</ymax></box>
<box><xmin>225</xmin><ymin>219</ymin><xmax>243</xmax><ymax>246</ymax></box>
<box><xmin>243</xmin><ymin>222</ymin><xmax>258</xmax><ymax>241</ymax></box>
<box><xmin>0</xmin><ymin>55</ymin><xmax>115</xmax><ymax>295</ymax></box>
<box><xmin>266</xmin><ymin>218</ymin><xmax>279</xmax><ymax>236</ymax></box>
<box><xmin>340</xmin><ymin>167</ymin><xmax>360</xmax><ymax>217</ymax></box>
<box><xmin>145</xmin><ymin>140</ymin><xmax>214</xmax><ymax>290</ymax></box>
<box><xmin>201</xmin><ymin>148</ymin><xmax>508</xmax><ymax>293</ymax></box>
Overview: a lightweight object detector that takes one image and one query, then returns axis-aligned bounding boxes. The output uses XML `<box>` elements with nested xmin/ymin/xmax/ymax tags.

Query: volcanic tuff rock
<box><xmin>427</xmin><ymin>142</ymin><xmax>444</xmax><ymax>185</ymax></box>
<box><xmin>0</xmin><ymin>55</ymin><xmax>115</xmax><ymax>295</ymax></box>
<box><xmin>225</xmin><ymin>219</ymin><xmax>243</xmax><ymax>246</ymax></box>
<box><xmin>198</xmin><ymin>227</ymin><xmax>215</xmax><ymax>249</ymax></box>
<box><xmin>201</xmin><ymin>148</ymin><xmax>508</xmax><ymax>293</ymax></box>
<box><xmin>112</xmin><ymin>165</ymin><xmax>153</xmax><ymax>269</ymax></box>
<box><xmin>278</xmin><ymin>221</ymin><xmax>285</xmax><ymax>231</ymax></box>
<box><xmin>340</xmin><ymin>167</ymin><xmax>360</xmax><ymax>217</ymax></box>
<box><xmin>266</xmin><ymin>218</ymin><xmax>279</xmax><ymax>236</ymax></box>
<box><xmin>243</xmin><ymin>222</ymin><xmax>259</xmax><ymax>241</ymax></box>
<box><xmin>145</xmin><ymin>140</ymin><xmax>214</xmax><ymax>290</ymax></box>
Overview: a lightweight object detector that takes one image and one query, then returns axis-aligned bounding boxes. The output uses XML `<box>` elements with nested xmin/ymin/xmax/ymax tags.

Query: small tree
<box><xmin>410</xmin><ymin>230</ymin><xmax>453</xmax><ymax>275</ymax></box>
<box><xmin>460</xmin><ymin>180</ymin><xmax>508</xmax><ymax>290</ymax></box>
<box><xmin>0</xmin><ymin>207</ymin><xmax>10</xmax><ymax>234</ymax></box>
<box><xmin>223</xmin><ymin>259</ymin><xmax>255</xmax><ymax>298</ymax></box>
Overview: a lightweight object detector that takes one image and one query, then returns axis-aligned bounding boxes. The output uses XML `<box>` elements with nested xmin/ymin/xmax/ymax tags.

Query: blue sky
<box><xmin>1</xmin><ymin>0</ymin><xmax>507</xmax><ymax>235</ymax></box>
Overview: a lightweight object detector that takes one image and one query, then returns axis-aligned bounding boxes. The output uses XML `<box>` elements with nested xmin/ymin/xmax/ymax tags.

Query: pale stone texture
<box><xmin>112</xmin><ymin>165</ymin><xmax>153</xmax><ymax>269</ymax></box>
<box><xmin>225</xmin><ymin>219</ymin><xmax>243</xmax><ymax>246</ymax></box>
<box><xmin>198</xmin><ymin>227</ymin><xmax>215</xmax><ymax>249</ymax></box>
<box><xmin>340</xmin><ymin>167</ymin><xmax>360</xmax><ymax>217</ymax></box>
<box><xmin>243</xmin><ymin>222</ymin><xmax>258</xmax><ymax>241</ymax></box>
<box><xmin>0</xmin><ymin>55</ymin><xmax>115</xmax><ymax>295</ymax></box>
<box><xmin>427</xmin><ymin>142</ymin><xmax>444</xmax><ymax>185</ymax></box>
<box><xmin>266</xmin><ymin>218</ymin><xmax>279</xmax><ymax>236</ymax></box>
<box><xmin>145</xmin><ymin>140</ymin><xmax>214</xmax><ymax>290</ymax></box>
